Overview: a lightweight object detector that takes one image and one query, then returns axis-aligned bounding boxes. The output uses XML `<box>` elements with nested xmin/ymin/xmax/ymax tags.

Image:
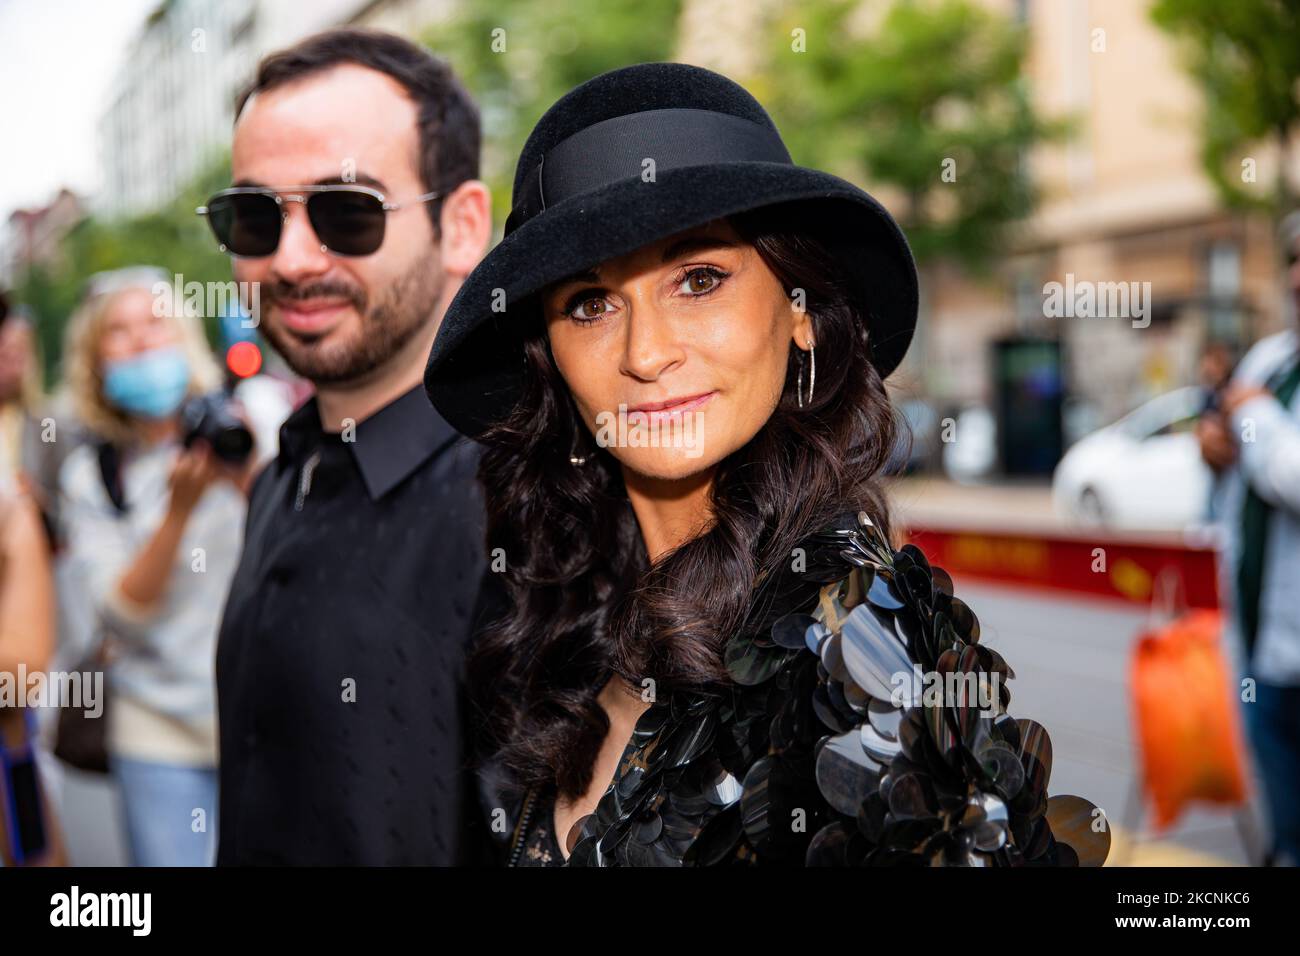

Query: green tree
<box><xmin>13</xmin><ymin>156</ymin><xmax>232</xmax><ymax>383</ymax></box>
<box><xmin>428</xmin><ymin>0</ymin><xmax>683</xmax><ymax>226</ymax></box>
<box><xmin>1151</xmin><ymin>0</ymin><xmax>1300</xmax><ymax>215</ymax></box>
<box><xmin>763</xmin><ymin>0</ymin><xmax>1068</xmax><ymax>271</ymax></box>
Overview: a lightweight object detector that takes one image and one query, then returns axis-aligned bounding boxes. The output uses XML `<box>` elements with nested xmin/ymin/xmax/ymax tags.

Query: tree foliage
<box><xmin>1151</xmin><ymin>0</ymin><xmax>1300</xmax><ymax>214</ymax></box>
<box><xmin>763</xmin><ymin>0</ymin><xmax>1068</xmax><ymax>270</ymax></box>
<box><xmin>427</xmin><ymin>0</ymin><xmax>684</xmax><ymax>225</ymax></box>
<box><xmin>13</xmin><ymin>157</ymin><xmax>232</xmax><ymax>382</ymax></box>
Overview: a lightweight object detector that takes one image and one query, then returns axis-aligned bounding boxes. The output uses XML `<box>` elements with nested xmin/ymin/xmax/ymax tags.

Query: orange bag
<box><xmin>1130</xmin><ymin>607</ymin><xmax>1249</xmax><ymax>830</ymax></box>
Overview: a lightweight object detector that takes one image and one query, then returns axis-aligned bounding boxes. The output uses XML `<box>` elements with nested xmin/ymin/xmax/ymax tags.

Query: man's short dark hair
<box><xmin>236</xmin><ymin>28</ymin><xmax>480</xmax><ymax>234</ymax></box>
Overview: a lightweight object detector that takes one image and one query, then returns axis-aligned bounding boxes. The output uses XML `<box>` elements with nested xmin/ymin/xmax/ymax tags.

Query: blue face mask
<box><xmin>102</xmin><ymin>346</ymin><xmax>192</xmax><ymax>419</ymax></box>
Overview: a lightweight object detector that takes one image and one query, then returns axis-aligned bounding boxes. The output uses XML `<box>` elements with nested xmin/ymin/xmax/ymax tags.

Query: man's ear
<box><xmin>437</xmin><ymin>180</ymin><xmax>492</xmax><ymax>278</ymax></box>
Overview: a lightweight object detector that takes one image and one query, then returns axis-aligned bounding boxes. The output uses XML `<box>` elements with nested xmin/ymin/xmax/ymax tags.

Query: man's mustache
<box><xmin>262</xmin><ymin>280</ymin><xmax>367</xmax><ymax>313</ymax></box>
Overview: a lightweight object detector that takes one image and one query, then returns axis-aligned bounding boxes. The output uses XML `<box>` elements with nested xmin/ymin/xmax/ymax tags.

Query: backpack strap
<box><xmin>94</xmin><ymin>441</ymin><xmax>129</xmax><ymax>515</ymax></box>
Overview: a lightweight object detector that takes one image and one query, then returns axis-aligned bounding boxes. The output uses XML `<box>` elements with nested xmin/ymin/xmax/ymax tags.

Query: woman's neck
<box><xmin>623</xmin><ymin>465</ymin><xmax>716</xmax><ymax>563</ymax></box>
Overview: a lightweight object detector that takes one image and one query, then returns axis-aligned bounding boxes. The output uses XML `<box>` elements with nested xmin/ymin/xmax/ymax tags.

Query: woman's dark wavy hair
<box><xmin>468</xmin><ymin>202</ymin><xmax>901</xmax><ymax>798</ymax></box>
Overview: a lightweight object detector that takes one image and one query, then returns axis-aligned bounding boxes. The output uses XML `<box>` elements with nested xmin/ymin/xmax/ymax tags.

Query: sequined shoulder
<box><xmin>563</xmin><ymin>511</ymin><xmax>1111</xmax><ymax>867</ymax></box>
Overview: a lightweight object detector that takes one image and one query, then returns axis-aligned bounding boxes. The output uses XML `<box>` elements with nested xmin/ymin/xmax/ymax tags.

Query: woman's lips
<box><xmin>626</xmin><ymin>391</ymin><xmax>715</xmax><ymax>423</ymax></box>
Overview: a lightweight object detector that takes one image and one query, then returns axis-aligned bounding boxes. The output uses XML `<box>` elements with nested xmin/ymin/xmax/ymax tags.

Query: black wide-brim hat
<box><xmin>425</xmin><ymin>62</ymin><xmax>918</xmax><ymax>438</ymax></box>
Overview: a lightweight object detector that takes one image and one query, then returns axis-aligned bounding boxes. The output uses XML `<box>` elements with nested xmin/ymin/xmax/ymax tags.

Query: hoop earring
<box><xmin>797</xmin><ymin>337</ymin><xmax>816</xmax><ymax>408</ymax></box>
<box><xmin>807</xmin><ymin>336</ymin><xmax>816</xmax><ymax>405</ymax></box>
<box><xmin>569</xmin><ymin>428</ymin><xmax>590</xmax><ymax>466</ymax></box>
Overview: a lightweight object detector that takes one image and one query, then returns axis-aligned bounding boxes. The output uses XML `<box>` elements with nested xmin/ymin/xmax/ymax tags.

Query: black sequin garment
<box><xmin>553</xmin><ymin>510</ymin><xmax>1111</xmax><ymax>867</ymax></box>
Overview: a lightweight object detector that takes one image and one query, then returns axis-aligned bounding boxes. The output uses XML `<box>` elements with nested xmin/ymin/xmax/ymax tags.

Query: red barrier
<box><xmin>904</xmin><ymin>523</ymin><xmax>1221</xmax><ymax>609</ymax></box>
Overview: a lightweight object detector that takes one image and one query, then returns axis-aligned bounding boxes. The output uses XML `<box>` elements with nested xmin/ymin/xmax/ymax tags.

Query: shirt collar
<box><xmin>278</xmin><ymin>384</ymin><xmax>461</xmax><ymax>500</ymax></box>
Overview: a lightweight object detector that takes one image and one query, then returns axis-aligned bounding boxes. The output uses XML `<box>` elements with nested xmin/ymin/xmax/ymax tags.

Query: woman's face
<box><xmin>543</xmin><ymin>220</ymin><xmax>814</xmax><ymax>481</ymax></box>
<box><xmin>98</xmin><ymin>287</ymin><xmax>181</xmax><ymax>366</ymax></box>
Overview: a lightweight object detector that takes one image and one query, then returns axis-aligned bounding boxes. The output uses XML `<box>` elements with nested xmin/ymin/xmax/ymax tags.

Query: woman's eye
<box><xmin>678</xmin><ymin>267</ymin><xmax>725</xmax><ymax>296</ymax></box>
<box><xmin>567</xmin><ymin>296</ymin><xmax>610</xmax><ymax>323</ymax></box>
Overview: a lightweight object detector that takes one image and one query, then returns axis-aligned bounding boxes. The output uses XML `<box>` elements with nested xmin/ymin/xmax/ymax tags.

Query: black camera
<box><xmin>180</xmin><ymin>392</ymin><xmax>254</xmax><ymax>464</ymax></box>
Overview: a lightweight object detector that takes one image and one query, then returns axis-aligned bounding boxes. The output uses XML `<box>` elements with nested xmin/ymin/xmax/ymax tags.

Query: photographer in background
<box><xmin>57</xmin><ymin>267</ymin><xmax>252</xmax><ymax>866</ymax></box>
<box><xmin>1197</xmin><ymin>211</ymin><xmax>1300</xmax><ymax>866</ymax></box>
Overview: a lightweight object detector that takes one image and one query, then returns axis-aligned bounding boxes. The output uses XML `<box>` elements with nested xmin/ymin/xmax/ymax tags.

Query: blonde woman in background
<box><xmin>59</xmin><ymin>267</ymin><xmax>250</xmax><ymax>866</ymax></box>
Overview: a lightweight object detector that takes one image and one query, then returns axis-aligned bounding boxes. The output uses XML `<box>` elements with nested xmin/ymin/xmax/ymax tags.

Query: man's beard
<box><xmin>258</xmin><ymin>250</ymin><xmax>444</xmax><ymax>385</ymax></box>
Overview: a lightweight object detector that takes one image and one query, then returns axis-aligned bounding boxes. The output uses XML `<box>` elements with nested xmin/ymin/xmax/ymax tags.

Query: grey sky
<box><xmin>0</xmin><ymin>0</ymin><xmax>159</xmax><ymax>223</ymax></box>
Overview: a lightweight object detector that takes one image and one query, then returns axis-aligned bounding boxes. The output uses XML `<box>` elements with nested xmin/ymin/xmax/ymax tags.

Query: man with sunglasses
<box><xmin>209</xmin><ymin>29</ymin><xmax>493</xmax><ymax>865</ymax></box>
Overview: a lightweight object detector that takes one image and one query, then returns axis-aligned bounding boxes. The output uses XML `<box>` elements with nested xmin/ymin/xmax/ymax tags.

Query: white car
<box><xmin>1052</xmin><ymin>387</ymin><xmax>1213</xmax><ymax>530</ymax></box>
<box><xmin>942</xmin><ymin>405</ymin><xmax>997</xmax><ymax>484</ymax></box>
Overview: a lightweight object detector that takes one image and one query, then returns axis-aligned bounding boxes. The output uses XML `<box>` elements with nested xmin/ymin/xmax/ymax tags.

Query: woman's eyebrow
<box><xmin>550</xmin><ymin>237</ymin><xmax>736</xmax><ymax>292</ymax></box>
<box><xmin>661</xmin><ymin>236</ymin><xmax>737</xmax><ymax>263</ymax></box>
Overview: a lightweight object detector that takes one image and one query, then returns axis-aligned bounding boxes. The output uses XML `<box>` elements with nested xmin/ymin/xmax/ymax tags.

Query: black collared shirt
<box><xmin>215</xmin><ymin>385</ymin><xmax>488</xmax><ymax>865</ymax></box>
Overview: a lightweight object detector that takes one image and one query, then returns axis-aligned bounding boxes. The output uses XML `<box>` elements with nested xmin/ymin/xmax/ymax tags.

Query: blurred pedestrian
<box><xmin>58</xmin><ymin>267</ymin><xmax>250</xmax><ymax>866</ymax></box>
<box><xmin>1199</xmin><ymin>210</ymin><xmax>1300</xmax><ymax>865</ymax></box>
<box><xmin>208</xmin><ymin>29</ymin><xmax>493</xmax><ymax>864</ymax></box>
<box><xmin>1198</xmin><ymin>340</ymin><xmax>1236</xmax><ymax>395</ymax></box>
<box><xmin>0</xmin><ymin>484</ymin><xmax>59</xmax><ymax>866</ymax></box>
<box><xmin>0</xmin><ymin>297</ymin><xmax>74</xmax><ymax>546</ymax></box>
<box><xmin>1196</xmin><ymin>339</ymin><xmax>1238</xmax><ymax>521</ymax></box>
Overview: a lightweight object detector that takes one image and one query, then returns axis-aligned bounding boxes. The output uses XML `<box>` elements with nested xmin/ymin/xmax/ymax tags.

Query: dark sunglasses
<box><xmin>196</xmin><ymin>184</ymin><xmax>441</xmax><ymax>258</ymax></box>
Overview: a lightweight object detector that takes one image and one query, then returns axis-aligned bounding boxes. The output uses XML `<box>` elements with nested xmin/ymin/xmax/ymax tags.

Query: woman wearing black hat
<box><xmin>426</xmin><ymin>63</ymin><xmax>1107</xmax><ymax>867</ymax></box>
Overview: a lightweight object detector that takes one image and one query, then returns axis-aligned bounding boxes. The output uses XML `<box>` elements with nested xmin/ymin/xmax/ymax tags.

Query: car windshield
<box><xmin>1116</xmin><ymin>388</ymin><xmax>1202</xmax><ymax>440</ymax></box>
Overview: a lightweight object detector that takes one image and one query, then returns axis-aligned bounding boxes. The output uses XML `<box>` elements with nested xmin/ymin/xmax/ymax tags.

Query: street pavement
<box><xmin>895</xmin><ymin>477</ymin><xmax>1261</xmax><ymax>865</ymax></box>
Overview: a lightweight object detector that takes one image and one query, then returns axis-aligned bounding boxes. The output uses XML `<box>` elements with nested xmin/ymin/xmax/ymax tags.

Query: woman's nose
<box><xmin>620</xmin><ymin>304</ymin><xmax>685</xmax><ymax>382</ymax></box>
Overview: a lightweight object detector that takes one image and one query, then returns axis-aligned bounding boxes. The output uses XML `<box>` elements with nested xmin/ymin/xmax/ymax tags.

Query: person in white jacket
<box><xmin>57</xmin><ymin>268</ymin><xmax>252</xmax><ymax>866</ymax></box>
<box><xmin>1199</xmin><ymin>211</ymin><xmax>1300</xmax><ymax>866</ymax></box>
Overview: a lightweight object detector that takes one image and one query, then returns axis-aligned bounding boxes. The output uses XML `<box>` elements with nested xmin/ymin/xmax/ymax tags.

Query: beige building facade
<box><xmin>920</xmin><ymin>0</ymin><xmax>1296</xmax><ymax>439</ymax></box>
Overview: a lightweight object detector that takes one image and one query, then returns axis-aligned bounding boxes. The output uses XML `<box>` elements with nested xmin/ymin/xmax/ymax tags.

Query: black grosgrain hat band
<box><xmin>504</xmin><ymin>108</ymin><xmax>795</xmax><ymax>235</ymax></box>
